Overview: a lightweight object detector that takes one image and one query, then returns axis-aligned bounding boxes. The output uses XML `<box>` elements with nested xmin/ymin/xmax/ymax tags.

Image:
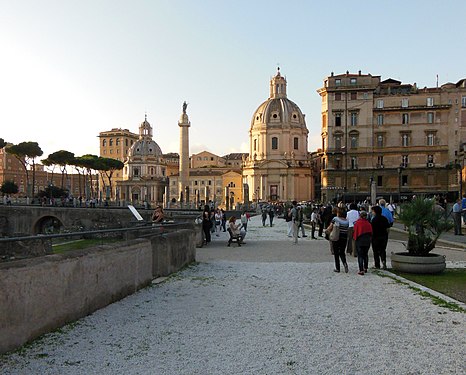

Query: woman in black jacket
<box><xmin>371</xmin><ymin>205</ymin><xmax>390</xmax><ymax>269</ymax></box>
<box><xmin>202</xmin><ymin>205</ymin><xmax>212</xmax><ymax>245</ymax></box>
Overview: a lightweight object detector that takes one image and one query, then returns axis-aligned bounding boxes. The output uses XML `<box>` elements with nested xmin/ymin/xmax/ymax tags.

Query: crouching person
<box><xmin>353</xmin><ymin>210</ymin><xmax>372</xmax><ymax>275</ymax></box>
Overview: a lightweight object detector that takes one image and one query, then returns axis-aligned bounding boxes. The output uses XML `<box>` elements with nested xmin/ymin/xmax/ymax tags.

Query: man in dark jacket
<box><xmin>371</xmin><ymin>205</ymin><xmax>390</xmax><ymax>269</ymax></box>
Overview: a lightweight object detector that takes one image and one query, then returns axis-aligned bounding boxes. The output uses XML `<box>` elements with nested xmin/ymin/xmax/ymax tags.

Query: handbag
<box><xmin>329</xmin><ymin>222</ymin><xmax>340</xmax><ymax>241</ymax></box>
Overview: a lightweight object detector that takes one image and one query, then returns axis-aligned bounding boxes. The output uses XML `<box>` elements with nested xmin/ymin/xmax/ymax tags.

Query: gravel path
<box><xmin>1</xmin><ymin>215</ymin><xmax>465</xmax><ymax>374</ymax></box>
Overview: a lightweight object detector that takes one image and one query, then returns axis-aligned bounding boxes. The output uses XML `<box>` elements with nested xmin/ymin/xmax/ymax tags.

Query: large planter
<box><xmin>390</xmin><ymin>252</ymin><xmax>446</xmax><ymax>274</ymax></box>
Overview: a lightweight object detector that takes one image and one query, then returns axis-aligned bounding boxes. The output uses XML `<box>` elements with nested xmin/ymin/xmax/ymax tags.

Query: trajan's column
<box><xmin>178</xmin><ymin>101</ymin><xmax>190</xmax><ymax>204</ymax></box>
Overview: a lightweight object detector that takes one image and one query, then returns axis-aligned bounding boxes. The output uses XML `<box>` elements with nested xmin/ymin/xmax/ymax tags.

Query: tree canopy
<box><xmin>1</xmin><ymin>180</ymin><xmax>19</xmax><ymax>195</ymax></box>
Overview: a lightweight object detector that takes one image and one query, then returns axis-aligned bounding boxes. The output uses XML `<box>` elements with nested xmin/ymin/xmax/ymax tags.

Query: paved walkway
<box><xmin>1</xmin><ymin>216</ymin><xmax>465</xmax><ymax>374</ymax></box>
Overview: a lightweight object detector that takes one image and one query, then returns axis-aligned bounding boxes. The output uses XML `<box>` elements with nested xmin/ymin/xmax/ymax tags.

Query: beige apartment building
<box><xmin>317</xmin><ymin>71</ymin><xmax>466</xmax><ymax>203</ymax></box>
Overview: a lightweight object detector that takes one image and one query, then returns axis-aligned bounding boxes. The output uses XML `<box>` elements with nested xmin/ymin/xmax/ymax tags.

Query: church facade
<box><xmin>116</xmin><ymin>116</ymin><xmax>168</xmax><ymax>205</ymax></box>
<box><xmin>242</xmin><ymin>69</ymin><xmax>313</xmax><ymax>203</ymax></box>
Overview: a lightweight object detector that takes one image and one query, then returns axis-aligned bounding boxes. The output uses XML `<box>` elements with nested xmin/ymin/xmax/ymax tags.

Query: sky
<box><xmin>1</xmin><ymin>0</ymin><xmax>465</xmax><ymax>160</ymax></box>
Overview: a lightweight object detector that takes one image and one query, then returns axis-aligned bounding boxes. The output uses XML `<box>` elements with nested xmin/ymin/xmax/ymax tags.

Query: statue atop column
<box><xmin>182</xmin><ymin>101</ymin><xmax>188</xmax><ymax>114</ymax></box>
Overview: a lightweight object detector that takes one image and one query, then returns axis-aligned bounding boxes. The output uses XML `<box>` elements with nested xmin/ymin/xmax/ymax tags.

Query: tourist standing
<box><xmin>310</xmin><ymin>208</ymin><xmax>318</xmax><ymax>239</ymax></box>
<box><xmin>353</xmin><ymin>211</ymin><xmax>372</xmax><ymax>275</ymax></box>
<box><xmin>297</xmin><ymin>206</ymin><xmax>307</xmax><ymax>238</ymax></box>
<box><xmin>378</xmin><ymin>199</ymin><xmax>394</xmax><ymax>226</ymax></box>
<box><xmin>326</xmin><ymin>207</ymin><xmax>349</xmax><ymax>273</ymax></box>
<box><xmin>371</xmin><ymin>205</ymin><xmax>390</xmax><ymax>269</ymax></box>
<box><xmin>285</xmin><ymin>207</ymin><xmax>293</xmax><ymax>237</ymax></box>
<box><xmin>291</xmin><ymin>201</ymin><xmax>299</xmax><ymax>244</ymax></box>
<box><xmin>214</xmin><ymin>209</ymin><xmax>222</xmax><ymax>236</ymax></box>
<box><xmin>346</xmin><ymin>203</ymin><xmax>360</xmax><ymax>257</ymax></box>
<box><xmin>452</xmin><ymin>198</ymin><xmax>463</xmax><ymax>235</ymax></box>
<box><xmin>461</xmin><ymin>194</ymin><xmax>466</xmax><ymax>225</ymax></box>
<box><xmin>318</xmin><ymin>206</ymin><xmax>325</xmax><ymax>237</ymax></box>
<box><xmin>202</xmin><ymin>205</ymin><xmax>212</xmax><ymax>245</ymax></box>
<box><xmin>240</xmin><ymin>210</ymin><xmax>250</xmax><ymax>232</ymax></box>
<box><xmin>221</xmin><ymin>209</ymin><xmax>227</xmax><ymax>232</ymax></box>
<box><xmin>268</xmin><ymin>206</ymin><xmax>275</xmax><ymax>227</ymax></box>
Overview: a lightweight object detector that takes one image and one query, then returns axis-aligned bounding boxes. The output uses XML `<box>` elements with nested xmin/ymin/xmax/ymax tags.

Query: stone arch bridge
<box><xmin>0</xmin><ymin>206</ymin><xmax>155</xmax><ymax>236</ymax></box>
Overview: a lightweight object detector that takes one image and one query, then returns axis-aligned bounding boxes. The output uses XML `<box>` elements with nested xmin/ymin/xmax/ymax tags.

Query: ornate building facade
<box><xmin>116</xmin><ymin>116</ymin><xmax>167</xmax><ymax>205</ymax></box>
<box><xmin>317</xmin><ymin>71</ymin><xmax>466</xmax><ymax>203</ymax></box>
<box><xmin>242</xmin><ymin>69</ymin><xmax>313</xmax><ymax>202</ymax></box>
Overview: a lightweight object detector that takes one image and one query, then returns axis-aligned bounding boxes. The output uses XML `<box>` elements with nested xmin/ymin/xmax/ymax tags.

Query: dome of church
<box><xmin>250</xmin><ymin>69</ymin><xmax>306</xmax><ymax>130</ymax></box>
<box><xmin>128</xmin><ymin>139</ymin><xmax>163</xmax><ymax>157</ymax></box>
<box><xmin>128</xmin><ymin>117</ymin><xmax>163</xmax><ymax>158</ymax></box>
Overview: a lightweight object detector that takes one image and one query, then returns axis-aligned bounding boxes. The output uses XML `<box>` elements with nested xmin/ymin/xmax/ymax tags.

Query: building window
<box><xmin>335</xmin><ymin>158</ymin><xmax>341</xmax><ymax>169</ymax></box>
<box><xmin>208</xmin><ymin>180</ymin><xmax>212</xmax><ymax>185</ymax></box>
<box><xmin>103</xmin><ymin>150</ymin><xmax>107</xmax><ymax>155</ymax></box>
<box><xmin>134</xmin><ymin>168</ymin><xmax>139</xmax><ymax>177</ymax></box>
<box><xmin>377</xmin><ymin>135</ymin><xmax>384</xmax><ymax>148</ymax></box>
<box><xmin>125</xmin><ymin>139</ymin><xmax>128</xmax><ymax>146</ymax></box>
<box><xmin>363</xmin><ymin>92</ymin><xmax>369</xmax><ymax>100</ymax></box>
<box><xmin>109</xmin><ymin>139</ymin><xmax>113</xmax><ymax>146</ymax></box>
<box><xmin>427</xmin><ymin>97</ymin><xmax>434</xmax><ymax>107</ymax></box>
<box><xmin>102</xmin><ymin>139</ymin><xmax>107</xmax><ymax>147</ymax></box>
<box><xmin>335</xmin><ymin>113</ymin><xmax>342</xmax><ymax>127</ymax></box>
<box><xmin>254</xmin><ymin>139</ymin><xmax>257</xmax><ymax>151</ymax></box>
<box><xmin>293</xmin><ymin>137</ymin><xmax>299</xmax><ymax>150</ymax></box>
<box><xmin>462</xmin><ymin>96</ymin><xmax>466</xmax><ymax>108</ymax></box>
<box><xmin>402</xmin><ymin>134</ymin><xmax>409</xmax><ymax>147</ymax></box>
<box><xmin>109</xmin><ymin>149</ymin><xmax>113</xmax><ymax>154</ymax></box>
<box><xmin>426</xmin><ymin>133</ymin><xmax>435</xmax><ymax>146</ymax></box>
<box><xmin>350</xmin><ymin>78</ymin><xmax>357</xmax><ymax>85</ymax></box>
<box><xmin>376</xmin><ymin>99</ymin><xmax>384</xmax><ymax>109</ymax></box>
<box><xmin>402</xmin><ymin>175</ymin><xmax>408</xmax><ymax>186</ymax></box>
<box><xmin>350</xmin><ymin>136</ymin><xmax>358</xmax><ymax>149</ymax></box>
<box><xmin>377</xmin><ymin>114</ymin><xmax>384</xmax><ymax>126</ymax></box>
<box><xmin>427</xmin><ymin>154</ymin><xmax>434</xmax><ymax>165</ymax></box>
<box><xmin>271</xmin><ymin>137</ymin><xmax>278</xmax><ymax>150</ymax></box>
<box><xmin>194</xmin><ymin>180</ymin><xmax>198</xmax><ymax>185</ymax></box>
<box><xmin>350</xmin><ymin>92</ymin><xmax>357</xmax><ymax>100</ymax></box>
<box><xmin>116</xmin><ymin>138</ymin><xmax>120</xmax><ymax>146</ymax></box>
<box><xmin>350</xmin><ymin>112</ymin><xmax>358</xmax><ymax>126</ymax></box>
<box><xmin>201</xmin><ymin>180</ymin><xmax>205</xmax><ymax>185</ymax></box>
<box><xmin>377</xmin><ymin>175</ymin><xmax>383</xmax><ymax>187</ymax></box>
<box><xmin>335</xmin><ymin>79</ymin><xmax>341</xmax><ymax>86</ymax></box>
<box><xmin>402</xmin><ymin>113</ymin><xmax>409</xmax><ymax>124</ymax></box>
<box><xmin>322</xmin><ymin>114</ymin><xmax>327</xmax><ymax>127</ymax></box>
<box><xmin>350</xmin><ymin>157</ymin><xmax>357</xmax><ymax>169</ymax></box>
<box><xmin>335</xmin><ymin>136</ymin><xmax>341</xmax><ymax>149</ymax></box>
<box><xmin>427</xmin><ymin>112</ymin><xmax>434</xmax><ymax>124</ymax></box>
<box><xmin>335</xmin><ymin>92</ymin><xmax>342</xmax><ymax>101</ymax></box>
<box><xmin>401</xmin><ymin>155</ymin><xmax>408</xmax><ymax>167</ymax></box>
<box><xmin>377</xmin><ymin>155</ymin><xmax>384</xmax><ymax>167</ymax></box>
<box><xmin>322</xmin><ymin>158</ymin><xmax>326</xmax><ymax>169</ymax></box>
<box><xmin>401</xmin><ymin>98</ymin><xmax>409</xmax><ymax>108</ymax></box>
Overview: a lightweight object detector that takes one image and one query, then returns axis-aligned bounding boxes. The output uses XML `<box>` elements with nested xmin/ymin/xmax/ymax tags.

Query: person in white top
<box><xmin>346</xmin><ymin>202</ymin><xmax>360</xmax><ymax>257</ymax></box>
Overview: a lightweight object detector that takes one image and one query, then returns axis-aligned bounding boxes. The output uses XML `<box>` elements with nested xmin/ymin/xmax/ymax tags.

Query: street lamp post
<box><xmin>397</xmin><ymin>165</ymin><xmax>404</xmax><ymax>203</ymax></box>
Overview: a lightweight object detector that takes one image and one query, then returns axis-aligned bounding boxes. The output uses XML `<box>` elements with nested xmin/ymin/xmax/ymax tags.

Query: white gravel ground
<box><xmin>1</xmin><ymin>215</ymin><xmax>465</xmax><ymax>374</ymax></box>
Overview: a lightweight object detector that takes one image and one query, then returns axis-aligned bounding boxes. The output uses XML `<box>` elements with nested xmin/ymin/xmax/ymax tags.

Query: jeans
<box><xmin>453</xmin><ymin>212</ymin><xmax>462</xmax><ymax>235</ymax></box>
<box><xmin>332</xmin><ymin>236</ymin><xmax>348</xmax><ymax>271</ymax></box>
<box><xmin>292</xmin><ymin>221</ymin><xmax>299</xmax><ymax>243</ymax></box>
<box><xmin>357</xmin><ymin>244</ymin><xmax>370</xmax><ymax>272</ymax></box>
<box><xmin>372</xmin><ymin>236</ymin><xmax>388</xmax><ymax>268</ymax></box>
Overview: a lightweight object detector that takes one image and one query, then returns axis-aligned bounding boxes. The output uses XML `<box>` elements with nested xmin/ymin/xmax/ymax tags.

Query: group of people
<box><xmin>324</xmin><ymin>199</ymin><xmax>394</xmax><ymax>275</ymax></box>
<box><xmin>452</xmin><ymin>194</ymin><xmax>466</xmax><ymax>235</ymax></box>
<box><xmin>201</xmin><ymin>205</ymin><xmax>247</xmax><ymax>245</ymax></box>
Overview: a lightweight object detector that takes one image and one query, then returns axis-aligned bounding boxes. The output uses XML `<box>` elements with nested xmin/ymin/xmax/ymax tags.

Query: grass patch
<box><xmin>52</xmin><ymin>238</ymin><xmax>121</xmax><ymax>253</ymax></box>
<box><xmin>391</xmin><ymin>269</ymin><xmax>466</xmax><ymax>304</ymax></box>
<box><xmin>374</xmin><ymin>270</ymin><xmax>466</xmax><ymax>313</ymax></box>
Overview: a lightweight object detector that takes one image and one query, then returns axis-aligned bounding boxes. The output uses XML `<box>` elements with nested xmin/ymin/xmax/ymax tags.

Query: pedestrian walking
<box><xmin>346</xmin><ymin>203</ymin><xmax>360</xmax><ymax>257</ymax></box>
<box><xmin>371</xmin><ymin>205</ymin><xmax>390</xmax><ymax>269</ymax></box>
<box><xmin>353</xmin><ymin>211</ymin><xmax>372</xmax><ymax>275</ymax></box>
<box><xmin>310</xmin><ymin>208</ymin><xmax>318</xmax><ymax>239</ymax></box>
<box><xmin>326</xmin><ymin>207</ymin><xmax>349</xmax><ymax>273</ymax></box>
<box><xmin>202</xmin><ymin>205</ymin><xmax>212</xmax><ymax>245</ymax></box>
<box><xmin>268</xmin><ymin>206</ymin><xmax>275</xmax><ymax>227</ymax></box>
<box><xmin>297</xmin><ymin>206</ymin><xmax>307</xmax><ymax>238</ymax></box>
<box><xmin>221</xmin><ymin>209</ymin><xmax>227</xmax><ymax>232</ymax></box>
<box><xmin>317</xmin><ymin>206</ymin><xmax>325</xmax><ymax>237</ymax></box>
<box><xmin>452</xmin><ymin>198</ymin><xmax>463</xmax><ymax>235</ymax></box>
<box><xmin>240</xmin><ymin>210</ymin><xmax>250</xmax><ymax>232</ymax></box>
<box><xmin>214</xmin><ymin>209</ymin><xmax>222</xmax><ymax>236</ymax></box>
<box><xmin>261</xmin><ymin>207</ymin><xmax>268</xmax><ymax>226</ymax></box>
<box><xmin>285</xmin><ymin>207</ymin><xmax>293</xmax><ymax>237</ymax></box>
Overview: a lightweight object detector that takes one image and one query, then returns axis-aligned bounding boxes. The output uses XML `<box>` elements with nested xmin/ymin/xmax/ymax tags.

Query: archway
<box><xmin>33</xmin><ymin>216</ymin><xmax>64</xmax><ymax>235</ymax></box>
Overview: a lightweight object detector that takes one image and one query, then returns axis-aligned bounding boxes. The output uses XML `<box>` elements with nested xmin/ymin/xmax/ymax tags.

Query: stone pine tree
<box><xmin>0</xmin><ymin>138</ymin><xmax>6</xmax><ymax>149</ymax></box>
<box><xmin>46</xmin><ymin>150</ymin><xmax>75</xmax><ymax>189</ymax></box>
<box><xmin>6</xmin><ymin>142</ymin><xmax>43</xmax><ymax>198</ymax></box>
<box><xmin>98</xmin><ymin>157</ymin><xmax>124</xmax><ymax>200</ymax></box>
<box><xmin>1</xmin><ymin>180</ymin><xmax>19</xmax><ymax>195</ymax></box>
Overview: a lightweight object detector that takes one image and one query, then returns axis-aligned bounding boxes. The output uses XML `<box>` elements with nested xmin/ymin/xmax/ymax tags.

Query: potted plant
<box><xmin>392</xmin><ymin>197</ymin><xmax>453</xmax><ymax>274</ymax></box>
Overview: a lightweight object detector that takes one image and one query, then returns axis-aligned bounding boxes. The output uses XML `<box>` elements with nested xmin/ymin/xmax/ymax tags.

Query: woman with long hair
<box><xmin>326</xmin><ymin>207</ymin><xmax>349</xmax><ymax>273</ymax></box>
